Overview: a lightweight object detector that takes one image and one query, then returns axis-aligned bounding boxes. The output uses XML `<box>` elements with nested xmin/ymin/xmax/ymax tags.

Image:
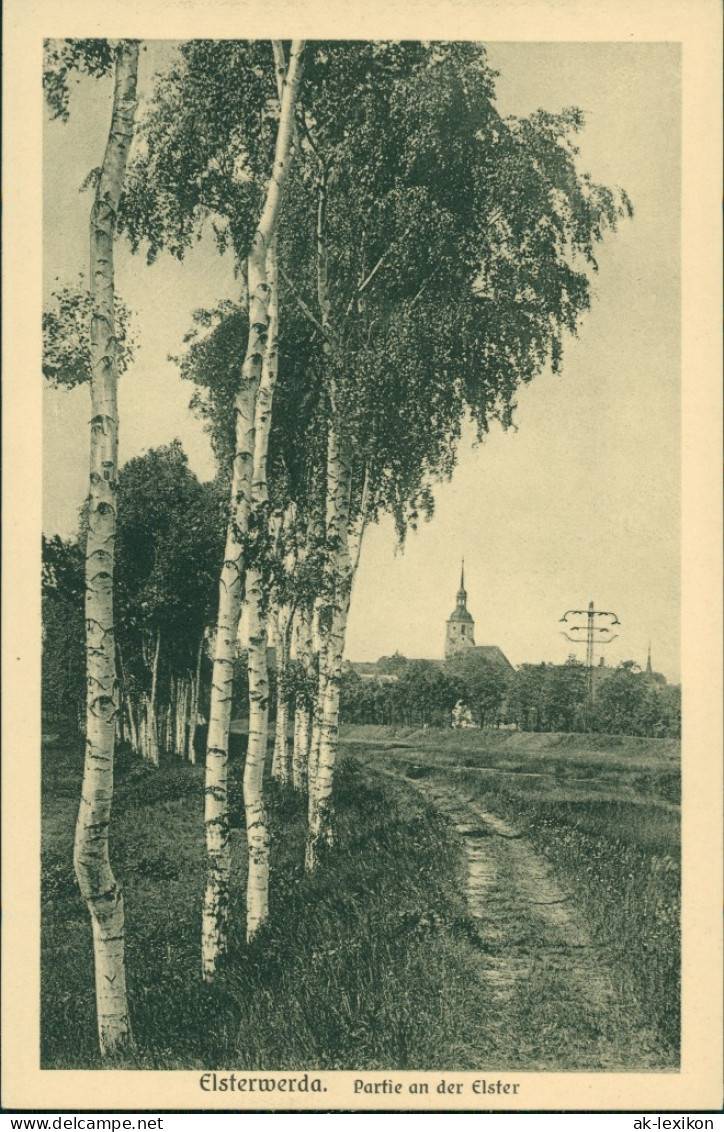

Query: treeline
<box><xmin>42</xmin><ymin>444</ymin><xmax>224</xmax><ymax>756</ymax></box>
<box><xmin>43</xmin><ymin>37</ymin><xmax>632</xmax><ymax>1055</ymax></box>
<box><xmin>511</xmin><ymin>659</ymin><xmax>680</xmax><ymax>738</ymax></box>
<box><xmin>338</xmin><ymin>654</ymin><xmax>681</xmax><ymax>739</ymax></box>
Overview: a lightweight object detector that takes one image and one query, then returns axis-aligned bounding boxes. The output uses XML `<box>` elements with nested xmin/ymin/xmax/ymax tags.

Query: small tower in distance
<box><xmin>645</xmin><ymin>643</ymin><xmax>653</xmax><ymax>676</ymax></box>
<box><xmin>445</xmin><ymin>560</ymin><xmax>476</xmax><ymax>660</ymax></box>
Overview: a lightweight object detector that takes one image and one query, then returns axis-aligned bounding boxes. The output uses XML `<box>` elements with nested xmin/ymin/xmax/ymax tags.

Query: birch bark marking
<box><xmin>306</xmin><ymin>168</ymin><xmax>334</xmax><ymax>807</ymax></box>
<box><xmin>270</xmin><ymin>605</ymin><xmax>291</xmax><ymax>783</ymax></box>
<box><xmin>292</xmin><ymin>602</ymin><xmax>313</xmax><ymax>792</ymax></box>
<box><xmin>273</xmin><ymin>605</ymin><xmax>294</xmax><ymax>783</ymax></box>
<box><xmin>73</xmin><ymin>40</ymin><xmax>139</xmax><ymax>1058</ymax></box>
<box><xmin>292</xmin><ymin>544</ymin><xmax>315</xmax><ymax>793</ymax></box>
<box><xmin>244</xmin><ymin>236</ymin><xmax>279</xmax><ymax>941</ymax></box>
<box><xmin>306</xmin><ymin>422</ymin><xmax>353</xmax><ymax>871</ymax></box>
<box><xmin>202</xmin><ymin>41</ymin><xmax>305</xmax><ymax>976</ymax></box>
<box><xmin>270</xmin><ymin>610</ymin><xmax>283</xmax><ymax>781</ymax></box>
<box><xmin>147</xmin><ymin>627</ymin><xmax>161</xmax><ymax>764</ymax></box>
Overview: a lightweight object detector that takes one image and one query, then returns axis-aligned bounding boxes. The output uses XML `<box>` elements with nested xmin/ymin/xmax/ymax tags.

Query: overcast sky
<box><xmin>43</xmin><ymin>41</ymin><xmax>681</xmax><ymax>681</ymax></box>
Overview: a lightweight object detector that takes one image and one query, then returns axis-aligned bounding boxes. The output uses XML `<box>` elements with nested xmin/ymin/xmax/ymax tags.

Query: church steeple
<box><xmin>445</xmin><ymin>559</ymin><xmax>475</xmax><ymax>659</ymax></box>
<box><xmin>645</xmin><ymin>643</ymin><xmax>653</xmax><ymax>676</ymax></box>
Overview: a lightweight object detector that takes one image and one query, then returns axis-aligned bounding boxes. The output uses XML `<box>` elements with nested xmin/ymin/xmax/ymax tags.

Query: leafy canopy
<box><xmin>43</xmin><ymin>278</ymin><xmax>137</xmax><ymax>388</ymax></box>
<box><xmin>123</xmin><ymin>41</ymin><xmax>632</xmax><ymax>547</ymax></box>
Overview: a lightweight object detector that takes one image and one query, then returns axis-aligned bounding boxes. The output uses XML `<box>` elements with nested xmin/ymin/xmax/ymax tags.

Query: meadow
<box><xmin>41</xmin><ymin>725</ymin><xmax>679</xmax><ymax>1069</ymax></box>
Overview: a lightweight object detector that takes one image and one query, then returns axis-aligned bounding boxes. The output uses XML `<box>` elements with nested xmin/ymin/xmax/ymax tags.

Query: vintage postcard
<box><xmin>2</xmin><ymin>0</ymin><xmax>722</xmax><ymax>1114</ymax></box>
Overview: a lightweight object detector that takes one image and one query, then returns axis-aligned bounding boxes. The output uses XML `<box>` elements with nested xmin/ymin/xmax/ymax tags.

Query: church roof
<box><xmin>448</xmin><ymin>606</ymin><xmax>474</xmax><ymax>624</ymax></box>
<box><xmin>474</xmin><ymin>645</ymin><xmax>515</xmax><ymax>672</ymax></box>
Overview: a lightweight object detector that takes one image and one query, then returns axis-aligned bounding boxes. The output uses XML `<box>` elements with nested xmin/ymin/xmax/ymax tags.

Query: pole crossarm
<box><xmin>558</xmin><ymin>600</ymin><xmax>621</xmax><ymax>716</ymax></box>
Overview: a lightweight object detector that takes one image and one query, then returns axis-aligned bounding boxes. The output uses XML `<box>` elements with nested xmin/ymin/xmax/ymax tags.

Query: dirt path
<box><xmin>362</xmin><ymin>751</ymin><xmax>667</xmax><ymax>1069</ymax></box>
<box><xmin>418</xmin><ymin>778</ymin><xmax>615</xmax><ymax>1008</ymax></box>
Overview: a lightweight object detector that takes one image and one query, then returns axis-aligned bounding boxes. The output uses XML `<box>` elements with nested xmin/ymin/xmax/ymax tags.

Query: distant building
<box><xmin>444</xmin><ymin>562</ymin><xmax>476</xmax><ymax>658</ymax></box>
<box><xmin>444</xmin><ymin>562</ymin><xmax>514</xmax><ymax>671</ymax></box>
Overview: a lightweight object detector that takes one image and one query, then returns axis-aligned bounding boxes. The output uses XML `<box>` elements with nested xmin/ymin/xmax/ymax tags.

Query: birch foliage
<box><xmin>122</xmin><ymin>39</ymin><xmax>632</xmax><ymax>869</ymax></box>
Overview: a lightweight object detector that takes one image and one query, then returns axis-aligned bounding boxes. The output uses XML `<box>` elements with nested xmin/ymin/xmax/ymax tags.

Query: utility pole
<box><xmin>559</xmin><ymin>602</ymin><xmax>620</xmax><ymax>703</ymax></box>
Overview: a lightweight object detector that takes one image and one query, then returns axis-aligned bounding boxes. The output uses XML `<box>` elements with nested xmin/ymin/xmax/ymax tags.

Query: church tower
<box><xmin>445</xmin><ymin>560</ymin><xmax>476</xmax><ymax>659</ymax></box>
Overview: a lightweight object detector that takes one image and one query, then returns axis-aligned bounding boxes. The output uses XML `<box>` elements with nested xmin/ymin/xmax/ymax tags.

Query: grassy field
<box><xmin>345</xmin><ymin>725</ymin><xmax>681</xmax><ymax>1058</ymax></box>
<box><xmin>41</xmin><ymin>725</ymin><xmax>679</xmax><ymax>1068</ymax></box>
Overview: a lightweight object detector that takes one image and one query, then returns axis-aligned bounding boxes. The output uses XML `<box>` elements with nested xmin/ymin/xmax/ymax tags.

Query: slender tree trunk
<box><xmin>244</xmin><ymin>236</ymin><xmax>280</xmax><ymax>940</ymax></box>
<box><xmin>180</xmin><ymin>673</ymin><xmax>192</xmax><ymax>759</ymax></box>
<box><xmin>115</xmin><ymin>642</ymin><xmax>131</xmax><ymax>749</ymax></box>
<box><xmin>292</xmin><ymin>704</ymin><xmax>302</xmax><ymax>777</ymax></box>
<box><xmin>307</xmin><ymin>665</ymin><xmax>324</xmax><ymax>797</ymax></box>
<box><xmin>306</xmin><ymin>169</ymin><xmax>335</xmax><ymax>815</ymax></box>
<box><xmin>73</xmin><ymin>40</ymin><xmax>139</xmax><ymax>1058</ymax></box>
<box><xmin>144</xmin><ymin>628</ymin><xmax>161</xmax><ymax>765</ymax></box>
<box><xmin>164</xmin><ymin>694</ymin><xmax>173</xmax><ymax>756</ymax></box>
<box><xmin>271</xmin><ymin>603</ymin><xmax>294</xmax><ymax>783</ymax></box>
<box><xmin>138</xmin><ymin>705</ymin><xmax>148</xmax><ymax>764</ymax></box>
<box><xmin>175</xmin><ymin>675</ymin><xmax>188</xmax><ymax>757</ymax></box>
<box><xmin>244</xmin><ymin>562</ymin><xmax>271</xmax><ymax>939</ymax></box>
<box><xmin>125</xmin><ymin>696</ymin><xmax>139</xmax><ymax>755</ymax></box>
<box><xmin>292</xmin><ymin>605</ymin><xmax>314</xmax><ymax>791</ymax></box>
<box><xmin>271</xmin><ymin>609</ymin><xmax>289</xmax><ymax>784</ymax></box>
<box><xmin>188</xmin><ymin>633</ymin><xmax>204</xmax><ymax>763</ymax></box>
<box><xmin>272</xmin><ymin>697</ymin><xmax>287</xmax><ymax>781</ymax></box>
<box><xmin>173</xmin><ymin>676</ymin><xmax>182</xmax><ymax>755</ymax></box>
<box><xmin>306</xmin><ymin>464</ymin><xmax>367</xmax><ymax>871</ymax></box>
<box><xmin>306</xmin><ymin>425</ymin><xmax>353</xmax><ymax>871</ymax></box>
<box><xmin>203</xmin><ymin>42</ymin><xmax>305</xmax><ymax>976</ymax></box>
<box><xmin>307</xmin><ymin>598</ymin><xmax>329</xmax><ymax>795</ymax></box>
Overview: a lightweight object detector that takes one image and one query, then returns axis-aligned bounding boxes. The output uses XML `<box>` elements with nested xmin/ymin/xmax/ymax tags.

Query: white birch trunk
<box><xmin>270</xmin><ymin>614</ymin><xmax>284</xmax><ymax>782</ymax></box>
<box><xmin>203</xmin><ymin>42</ymin><xmax>305</xmax><ymax>975</ymax></box>
<box><xmin>173</xmin><ymin>677</ymin><xmax>182</xmax><ymax>756</ymax></box>
<box><xmin>138</xmin><ymin>704</ymin><xmax>148</xmax><ymax>765</ymax></box>
<box><xmin>188</xmin><ymin>634</ymin><xmax>204</xmax><ymax>763</ymax></box>
<box><xmin>244</xmin><ymin>236</ymin><xmax>279</xmax><ymax>940</ymax></box>
<box><xmin>275</xmin><ymin>698</ymin><xmax>289</xmax><ymax>783</ymax></box>
<box><xmin>244</xmin><ymin>563</ymin><xmax>271</xmax><ymax>940</ymax></box>
<box><xmin>73</xmin><ymin>40</ymin><xmax>138</xmax><ymax>1057</ymax></box>
<box><xmin>292</xmin><ymin>605</ymin><xmax>314</xmax><ymax>791</ymax></box>
<box><xmin>292</xmin><ymin>705</ymin><xmax>302</xmax><ymax>776</ymax></box>
<box><xmin>125</xmin><ymin>696</ymin><xmax>139</xmax><ymax>755</ymax></box>
<box><xmin>271</xmin><ymin>604</ymin><xmax>293</xmax><ymax>784</ymax></box>
<box><xmin>180</xmin><ymin>674</ymin><xmax>192</xmax><ymax>759</ymax></box>
<box><xmin>173</xmin><ymin>676</ymin><xmax>187</xmax><ymax>757</ymax></box>
<box><xmin>145</xmin><ymin>629</ymin><xmax>161</xmax><ymax>765</ymax></box>
<box><xmin>306</xmin><ymin>424</ymin><xmax>353</xmax><ymax>870</ymax></box>
<box><xmin>163</xmin><ymin>694</ymin><xmax>172</xmax><ymax>757</ymax></box>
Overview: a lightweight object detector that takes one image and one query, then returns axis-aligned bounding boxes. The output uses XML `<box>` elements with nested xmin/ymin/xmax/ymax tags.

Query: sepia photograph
<box><xmin>3</xmin><ymin>0</ymin><xmax>721</xmax><ymax>1115</ymax></box>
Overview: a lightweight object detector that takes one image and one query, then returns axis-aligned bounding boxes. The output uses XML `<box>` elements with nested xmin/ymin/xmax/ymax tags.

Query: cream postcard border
<box><xmin>3</xmin><ymin>0</ymin><xmax>722</xmax><ymax>1112</ymax></box>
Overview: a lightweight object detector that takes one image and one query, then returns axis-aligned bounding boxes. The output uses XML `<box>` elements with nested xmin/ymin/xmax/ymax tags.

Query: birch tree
<box><xmin>120</xmin><ymin>38</ymin><xmax>307</xmax><ymax>968</ymax></box>
<box><xmin>123</xmin><ymin>40</ymin><xmax>631</xmax><ymax>881</ymax></box>
<box><xmin>275</xmin><ymin>41</ymin><xmax>632</xmax><ymax>863</ymax></box>
<box><xmin>44</xmin><ymin>37</ymin><xmax>140</xmax><ymax>1056</ymax></box>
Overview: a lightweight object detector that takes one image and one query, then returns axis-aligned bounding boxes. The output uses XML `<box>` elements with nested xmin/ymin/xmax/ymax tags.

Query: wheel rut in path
<box><xmin>420</xmin><ymin>778</ymin><xmax>615</xmax><ymax>1010</ymax></box>
<box><xmin>355</xmin><ymin>747</ymin><xmax>669</xmax><ymax>1064</ymax></box>
<box><xmin>366</xmin><ymin>760</ymin><xmax>599</xmax><ymax>1003</ymax></box>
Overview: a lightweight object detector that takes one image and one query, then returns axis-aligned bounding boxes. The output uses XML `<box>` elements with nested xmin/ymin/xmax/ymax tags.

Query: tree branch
<box><xmin>278</xmin><ymin>266</ymin><xmax>326</xmax><ymax>334</ymax></box>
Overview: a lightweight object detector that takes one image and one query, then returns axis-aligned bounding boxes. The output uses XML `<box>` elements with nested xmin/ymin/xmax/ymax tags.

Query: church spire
<box><xmin>645</xmin><ymin>642</ymin><xmax>653</xmax><ymax>675</ymax></box>
<box><xmin>446</xmin><ymin>559</ymin><xmax>475</xmax><ymax>659</ymax></box>
<box><xmin>457</xmin><ymin>559</ymin><xmax>467</xmax><ymax>608</ymax></box>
